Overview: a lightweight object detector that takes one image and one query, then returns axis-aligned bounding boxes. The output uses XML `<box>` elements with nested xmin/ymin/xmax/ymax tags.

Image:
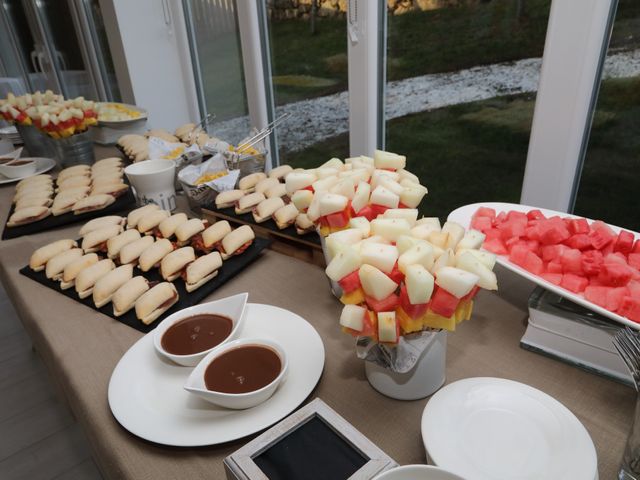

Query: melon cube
<box><xmin>456</xmin><ymin>230</ymin><xmax>486</xmax><ymax>251</ymax></box>
<box><xmin>400</xmin><ymin>187</ymin><xmax>427</xmax><ymax>208</ymax></box>
<box><xmin>349</xmin><ymin>217</ymin><xmax>371</xmax><ymax>237</ymax></box>
<box><xmin>379</xmin><ymin>177</ymin><xmax>404</xmax><ymax>196</ymax></box>
<box><xmin>538</xmin><ymin>221</ymin><xmax>570</xmax><ymax>245</ymax></box>
<box><xmin>542</xmin><ymin>244</ymin><xmax>568</xmax><ymax>262</ymax></box>
<box><xmin>547</xmin><ymin>261</ymin><xmax>563</xmax><ymax>274</ymax></box>
<box><xmin>526</xmin><ymin>209</ymin><xmax>546</xmax><ymax>221</ymax></box>
<box><xmin>370</xmin><ymin>218</ymin><xmax>411</xmax><ymax>242</ymax></box>
<box><xmin>291</xmin><ymin>190</ymin><xmax>314</xmax><ymax>211</ymax></box>
<box><xmin>509</xmin><ymin>244</ymin><xmax>529</xmax><ymax>268</ymax></box>
<box><xmin>319</xmin><ymin>193</ymin><xmax>349</xmax><ymax>216</ymax></box>
<box><xmin>435</xmin><ymin>266</ymin><xmax>479</xmax><ymax>298</ymax></box>
<box><xmin>589</xmin><ymin>225</ymin><xmax>615</xmax><ymax>250</ymax></box>
<box><xmin>396</xmin><ymin>235</ymin><xmax>422</xmax><ymax>254</ymax></box>
<box><xmin>359</xmin><ymin>264</ymin><xmax>398</xmax><ymax>301</ymax></box>
<box><xmin>455</xmin><ymin>251</ymin><xmax>498</xmax><ymax>290</ymax></box>
<box><xmin>360</xmin><ymin>243</ymin><xmax>399</xmax><ymax>274</ymax></box>
<box><xmin>330</xmin><ymin>177</ymin><xmax>356</xmax><ymax>199</ymax></box>
<box><xmin>471</xmin><ymin>216</ymin><xmax>493</xmax><ymax>232</ymax></box>
<box><xmin>568</xmin><ymin>218</ymin><xmax>590</xmax><ymax>235</ymax></box>
<box><xmin>581</xmin><ymin>250</ymin><xmax>604</xmax><ymax>276</ymax></box>
<box><xmin>456</xmin><ymin>249</ymin><xmax>496</xmax><ymax>270</ymax></box>
<box><xmin>431</xmin><ymin>248</ymin><xmax>455</xmax><ymax>274</ymax></box>
<box><xmin>377</xmin><ymin>311</ymin><xmax>399</xmax><ymax>343</ymax></box>
<box><xmin>325</xmin><ymin>247</ymin><xmax>362</xmax><ymax>282</ymax></box>
<box><xmin>565</xmin><ymin>234</ymin><xmax>592</xmax><ymax>251</ymax></box>
<box><xmin>411</xmin><ymin>224</ymin><xmax>441</xmax><ymax>241</ymax></box>
<box><xmin>374</xmin><ymin>150</ymin><xmax>406</xmax><ymax>170</ymax></box>
<box><xmin>629</xmin><ymin>254</ymin><xmax>640</xmax><ymax>271</ymax></box>
<box><xmin>383</xmin><ymin>208</ymin><xmax>419</xmax><ymax>225</ymax></box>
<box><xmin>397</xmin><ymin>169</ymin><xmax>420</xmax><ymax>184</ymax></box>
<box><xmin>320</xmin><ymin>158</ymin><xmax>344</xmax><ymax>169</ymax></box>
<box><xmin>398</xmin><ymin>243</ymin><xmax>435</xmax><ymax>274</ymax></box>
<box><xmin>473</xmin><ymin>207</ymin><xmax>496</xmax><ymax>221</ymax></box>
<box><xmin>405</xmin><ymin>264</ymin><xmax>435</xmax><ymax>304</ymax></box>
<box><xmin>606</xmin><ymin>287</ymin><xmax>629</xmax><ymax>312</ymax></box>
<box><xmin>339</xmin><ymin>305</ymin><xmax>366</xmax><ymax>332</ymax></box>
<box><xmin>442</xmin><ymin>221</ymin><xmax>465</xmax><ymax>250</ymax></box>
<box><xmin>598</xmin><ymin>262</ymin><xmax>633</xmax><ymax>287</ymax></box>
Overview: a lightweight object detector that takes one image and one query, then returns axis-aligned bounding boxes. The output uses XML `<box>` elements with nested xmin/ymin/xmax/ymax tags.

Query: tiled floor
<box><xmin>0</xmin><ymin>283</ymin><xmax>102</xmax><ymax>480</ymax></box>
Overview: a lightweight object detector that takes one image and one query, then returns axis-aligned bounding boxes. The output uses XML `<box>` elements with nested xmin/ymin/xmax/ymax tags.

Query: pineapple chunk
<box><xmin>359</xmin><ymin>264</ymin><xmax>398</xmax><ymax>300</ymax></box>
<box><xmin>456</xmin><ymin>251</ymin><xmax>498</xmax><ymax>290</ymax></box>
<box><xmin>349</xmin><ymin>217</ymin><xmax>370</xmax><ymax>237</ymax></box>
<box><xmin>360</xmin><ymin>243</ymin><xmax>399</xmax><ymax>274</ymax></box>
<box><xmin>370</xmin><ymin>186</ymin><xmax>400</xmax><ymax>209</ymax></box>
<box><xmin>398</xmin><ymin>243</ymin><xmax>435</xmax><ymax>274</ymax></box>
<box><xmin>456</xmin><ymin>230</ymin><xmax>486</xmax><ymax>251</ymax></box>
<box><xmin>371</xmin><ymin>218</ymin><xmax>411</xmax><ymax>242</ymax></box>
<box><xmin>377</xmin><ymin>311</ymin><xmax>398</xmax><ymax>343</ymax></box>
<box><xmin>405</xmin><ymin>264</ymin><xmax>435</xmax><ymax>304</ymax></box>
<box><xmin>442</xmin><ymin>221</ymin><xmax>465</xmax><ymax>250</ymax></box>
<box><xmin>374</xmin><ymin>150</ymin><xmax>406</xmax><ymax>170</ymax></box>
<box><xmin>340</xmin><ymin>288</ymin><xmax>365</xmax><ymax>305</ymax></box>
<box><xmin>340</xmin><ymin>304</ymin><xmax>366</xmax><ymax>331</ymax></box>
<box><xmin>383</xmin><ymin>208</ymin><xmax>419</xmax><ymax>225</ymax></box>
<box><xmin>352</xmin><ymin>181</ymin><xmax>371</xmax><ymax>213</ymax></box>
<box><xmin>325</xmin><ymin>246</ymin><xmax>362</xmax><ymax>282</ymax></box>
<box><xmin>435</xmin><ymin>266</ymin><xmax>480</xmax><ymax>298</ymax></box>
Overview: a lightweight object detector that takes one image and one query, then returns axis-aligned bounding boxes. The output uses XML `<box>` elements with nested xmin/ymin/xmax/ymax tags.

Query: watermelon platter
<box><xmin>448</xmin><ymin>202</ymin><xmax>640</xmax><ymax>330</ymax></box>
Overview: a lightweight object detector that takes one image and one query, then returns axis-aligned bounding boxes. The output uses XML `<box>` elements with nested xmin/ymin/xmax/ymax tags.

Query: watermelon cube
<box><xmin>429</xmin><ymin>287</ymin><xmax>460</xmax><ymax>318</ymax></box>
<box><xmin>473</xmin><ymin>207</ymin><xmax>496</xmax><ymax>221</ymax></box>
<box><xmin>615</xmin><ymin>230</ymin><xmax>635</xmax><ymax>255</ymax></box>
<box><xmin>606</xmin><ymin>287</ymin><xmax>629</xmax><ymax>312</ymax></box>
<box><xmin>471</xmin><ymin>216</ymin><xmax>493</xmax><ymax>232</ymax></box>
<box><xmin>498</xmin><ymin>221</ymin><xmax>526</xmax><ymax>240</ymax></box>
<box><xmin>387</xmin><ymin>262</ymin><xmax>405</xmax><ymax>284</ymax></box>
<box><xmin>365</xmin><ymin>293</ymin><xmax>400</xmax><ymax>313</ymax></box>
<box><xmin>619</xmin><ymin>297</ymin><xmax>640</xmax><ymax>323</ymax></box>
<box><xmin>629</xmin><ymin>254</ymin><xmax>640</xmax><ymax>271</ymax></box>
<box><xmin>525</xmin><ymin>225</ymin><xmax>540</xmax><ymax>241</ymax></box>
<box><xmin>565</xmin><ymin>234</ymin><xmax>592</xmax><ymax>251</ymax></box>
<box><xmin>542</xmin><ymin>244</ymin><xmax>568</xmax><ymax>262</ymax></box>
<box><xmin>598</xmin><ymin>262</ymin><xmax>633</xmax><ymax>287</ymax></box>
<box><xmin>526</xmin><ymin>209</ymin><xmax>546</xmax><ymax>221</ymax></box>
<box><xmin>633</xmin><ymin>240</ymin><xmax>640</xmax><ymax>254</ymax></box>
<box><xmin>522</xmin><ymin>251</ymin><xmax>544</xmax><ymax>275</ymax></box>
<box><xmin>541</xmin><ymin>273</ymin><xmax>562</xmax><ymax>285</ymax></box>
<box><xmin>604</xmin><ymin>252</ymin><xmax>627</xmax><ymax>265</ymax></box>
<box><xmin>568</xmin><ymin>218</ymin><xmax>590</xmax><ymax>235</ymax></box>
<box><xmin>399</xmin><ymin>285</ymin><xmax>429</xmax><ymax>320</ymax></box>
<box><xmin>495</xmin><ymin>211</ymin><xmax>507</xmax><ymax>224</ymax></box>
<box><xmin>584</xmin><ymin>286</ymin><xmax>609</xmax><ymax>308</ymax></box>
<box><xmin>561</xmin><ymin>273</ymin><xmax>588</xmax><ymax>293</ymax></box>
<box><xmin>546</xmin><ymin>261</ymin><xmax>563</xmax><ymax>274</ymax></box>
<box><xmin>461</xmin><ymin>285</ymin><xmax>480</xmax><ymax>301</ymax></box>
<box><xmin>538</xmin><ymin>221</ymin><xmax>570</xmax><ymax>245</ymax></box>
<box><xmin>581</xmin><ymin>250</ymin><xmax>604</xmax><ymax>276</ymax></box>
<box><xmin>338</xmin><ymin>270</ymin><xmax>361</xmax><ymax>294</ymax></box>
<box><xmin>627</xmin><ymin>280</ymin><xmax>640</xmax><ymax>297</ymax></box>
<box><xmin>560</xmin><ymin>249</ymin><xmax>583</xmax><ymax>274</ymax></box>
<box><xmin>589</xmin><ymin>226</ymin><xmax>615</xmax><ymax>250</ymax></box>
<box><xmin>509</xmin><ymin>244</ymin><xmax>530</xmax><ymax>268</ymax></box>
<box><xmin>507</xmin><ymin>210</ymin><xmax>528</xmax><ymax>223</ymax></box>
<box><xmin>484</xmin><ymin>228</ymin><xmax>502</xmax><ymax>241</ymax></box>
<box><xmin>483</xmin><ymin>238</ymin><xmax>508</xmax><ymax>255</ymax></box>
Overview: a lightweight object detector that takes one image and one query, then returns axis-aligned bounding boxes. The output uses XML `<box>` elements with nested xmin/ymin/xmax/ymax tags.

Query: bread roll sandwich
<box><xmin>57</xmin><ymin>165</ymin><xmax>90</xmax><ymax>182</ymax></box>
<box><xmin>91</xmin><ymin>183</ymin><xmax>129</xmax><ymax>198</ymax></box>
<box><xmin>57</xmin><ymin>175</ymin><xmax>91</xmax><ymax>191</ymax></box>
<box><xmin>75</xmin><ymin>259</ymin><xmax>115</xmax><ymax>299</ymax></box>
<box><xmin>235</xmin><ymin>192</ymin><xmax>265</xmax><ymax>215</ymax></box>
<box><xmin>90</xmin><ymin>166</ymin><xmax>123</xmax><ymax>179</ymax></box>
<box><xmin>193</xmin><ymin>220</ymin><xmax>231</xmax><ymax>253</ymax></box>
<box><xmin>265</xmin><ymin>183</ymin><xmax>287</xmax><ymax>199</ymax></box>
<box><xmin>184</xmin><ymin>251</ymin><xmax>222</xmax><ymax>292</ymax></box>
<box><xmin>72</xmin><ymin>194</ymin><xmax>116</xmax><ymax>215</ymax></box>
<box><xmin>54</xmin><ymin>186</ymin><xmax>90</xmax><ymax>200</ymax></box>
<box><xmin>107</xmin><ymin>229</ymin><xmax>141</xmax><ymax>259</ymax></box>
<box><xmin>13</xmin><ymin>185</ymin><xmax>53</xmax><ymax>203</ymax></box>
<box><xmin>112</xmin><ymin>276</ymin><xmax>150</xmax><ymax>317</ymax></box>
<box><xmin>15</xmin><ymin>195</ymin><xmax>53</xmax><ymax>210</ymax></box>
<box><xmin>268</xmin><ymin>164</ymin><xmax>293</xmax><ymax>180</ymax></box>
<box><xmin>254</xmin><ymin>177</ymin><xmax>279</xmax><ymax>195</ymax></box>
<box><xmin>92</xmin><ymin>157</ymin><xmax>123</xmax><ymax>169</ymax></box>
<box><xmin>215</xmin><ymin>190</ymin><xmax>244</xmax><ymax>209</ymax></box>
<box><xmin>30</xmin><ymin>239</ymin><xmax>78</xmax><ymax>271</ymax></box>
<box><xmin>7</xmin><ymin>206</ymin><xmax>51</xmax><ymax>227</ymax></box>
<box><xmin>273</xmin><ymin>203</ymin><xmax>299</xmax><ymax>230</ymax></box>
<box><xmin>252</xmin><ymin>197</ymin><xmax>285</xmax><ymax>223</ymax></box>
<box><xmin>138</xmin><ymin>238</ymin><xmax>174</xmax><ymax>272</ymax></box>
<box><xmin>220</xmin><ymin>225</ymin><xmax>255</xmax><ymax>259</ymax></box>
<box><xmin>17</xmin><ymin>174</ymin><xmax>52</xmax><ymax>190</ymax></box>
<box><xmin>135</xmin><ymin>282</ymin><xmax>178</xmax><ymax>325</ymax></box>
<box><xmin>60</xmin><ymin>253</ymin><xmax>99</xmax><ymax>290</ymax></box>
<box><xmin>175</xmin><ymin>218</ymin><xmax>206</xmax><ymax>246</ymax></box>
<box><xmin>92</xmin><ymin>264</ymin><xmax>134</xmax><ymax>308</ymax></box>
<box><xmin>119</xmin><ymin>235</ymin><xmax>155</xmax><ymax>266</ymax></box>
<box><xmin>160</xmin><ymin>246</ymin><xmax>196</xmax><ymax>281</ymax></box>
<box><xmin>45</xmin><ymin>248</ymin><xmax>83</xmax><ymax>280</ymax></box>
<box><xmin>79</xmin><ymin>216</ymin><xmax>125</xmax><ymax>237</ymax></box>
<box><xmin>92</xmin><ymin>174</ymin><xmax>124</xmax><ymax>188</ymax></box>
<box><xmin>238</xmin><ymin>172</ymin><xmax>267</xmax><ymax>193</ymax></box>
<box><xmin>295</xmin><ymin>213</ymin><xmax>315</xmax><ymax>235</ymax></box>
<box><xmin>137</xmin><ymin>209</ymin><xmax>170</xmax><ymax>235</ymax></box>
<box><xmin>82</xmin><ymin>224</ymin><xmax>123</xmax><ymax>253</ymax></box>
<box><xmin>157</xmin><ymin>213</ymin><xmax>188</xmax><ymax>239</ymax></box>
<box><xmin>51</xmin><ymin>195</ymin><xmax>84</xmax><ymax>216</ymax></box>
<box><xmin>127</xmin><ymin>204</ymin><xmax>160</xmax><ymax>229</ymax></box>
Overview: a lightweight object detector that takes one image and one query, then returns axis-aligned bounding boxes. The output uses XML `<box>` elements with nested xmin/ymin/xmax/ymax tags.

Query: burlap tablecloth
<box><xmin>0</xmin><ymin>159</ymin><xmax>634</xmax><ymax>479</ymax></box>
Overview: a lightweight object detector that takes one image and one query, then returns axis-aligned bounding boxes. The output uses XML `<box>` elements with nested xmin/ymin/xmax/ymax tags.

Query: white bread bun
<box><xmin>138</xmin><ymin>238</ymin><xmax>173</xmax><ymax>272</ymax></box>
<box><xmin>45</xmin><ymin>248</ymin><xmax>83</xmax><ymax>280</ymax></box>
<box><xmin>7</xmin><ymin>206</ymin><xmax>51</xmax><ymax>227</ymax></box>
<box><xmin>158</xmin><ymin>213</ymin><xmax>188</xmax><ymax>239</ymax></box>
<box><xmin>91</xmin><ymin>183</ymin><xmax>129</xmax><ymax>197</ymax></box>
<box><xmin>127</xmin><ymin>204</ymin><xmax>160</xmax><ymax>228</ymax></box>
<box><xmin>238</xmin><ymin>172</ymin><xmax>267</xmax><ymax>192</ymax></box>
<box><xmin>60</xmin><ymin>253</ymin><xmax>99</xmax><ymax>289</ymax></box>
<box><xmin>254</xmin><ymin>177</ymin><xmax>279</xmax><ymax>195</ymax></box>
<box><xmin>215</xmin><ymin>189</ymin><xmax>244</xmax><ymax>209</ymax></box>
<box><xmin>268</xmin><ymin>164</ymin><xmax>293</xmax><ymax>180</ymax></box>
<box><xmin>79</xmin><ymin>216</ymin><xmax>125</xmax><ymax>237</ymax></box>
<box><xmin>135</xmin><ymin>282</ymin><xmax>178</xmax><ymax>325</ymax></box>
<box><xmin>221</xmin><ymin>225</ymin><xmax>255</xmax><ymax>257</ymax></box>
<box><xmin>119</xmin><ymin>235</ymin><xmax>155</xmax><ymax>265</ymax></box>
<box><xmin>82</xmin><ymin>224</ymin><xmax>123</xmax><ymax>253</ymax></box>
<box><xmin>57</xmin><ymin>175</ymin><xmax>91</xmax><ymax>190</ymax></box>
<box><xmin>75</xmin><ymin>259</ymin><xmax>115</xmax><ymax>299</ymax></box>
<box><xmin>253</xmin><ymin>197</ymin><xmax>285</xmax><ymax>223</ymax></box>
<box><xmin>295</xmin><ymin>213</ymin><xmax>315</xmax><ymax>235</ymax></box>
<box><xmin>185</xmin><ymin>251</ymin><xmax>222</xmax><ymax>292</ymax></box>
<box><xmin>175</xmin><ymin>218</ymin><xmax>206</xmax><ymax>244</ymax></box>
<box><xmin>92</xmin><ymin>264</ymin><xmax>134</xmax><ymax>308</ymax></box>
<box><xmin>202</xmin><ymin>220</ymin><xmax>232</xmax><ymax>248</ymax></box>
<box><xmin>273</xmin><ymin>203</ymin><xmax>298</xmax><ymax>230</ymax></box>
<box><xmin>92</xmin><ymin>157</ymin><xmax>123</xmax><ymax>169</ymax></box>
<box><xmin>137</xmin><ymin>209</ymin><xmax>170</xmax><ymax>234</ymax></box>
<box><xmin>30</xmin><ymin>239</ymin><xmax>78</xmax><ymax>271</ymax></box>
<box><xmin>112</xmin><ymin>276</ymin><xmax>149</xmax><ymax>317</ymax></box>
<box><xmin>107</xmin><ymin>229</ymin><xmax>141</xmax><ymax>259</ymax></box>
<box><xmin>264</xmin><ymin>183</ymin><xmax>287</xmax><ymax>199</ymax></box>
<box><xmin>15</xmin><ymin>196</ymin><xmax>52</xmax><ymax>210</ymax></box>
<box><xmin>52</xmin><ymin>195</ymin><xmax>84</xmax><ymax>216</ymax></box>
<box><xmin>72</xmin><ymin>194</ymin><xmax>115</xmax><ymax>215</ymax></box>
<box><xmin>16</xmin><ymin>174</ymin><xmax>52</xmax><ymax>190</ymax></box>
<box><xmin>160</xmin><ymin>247</ymin><xmax>195</xmax><ymax>281</ymax></box>
<box><xmin>235</xmin><ymin>192</ymin><xmax>265</xmax><ymax>214</ymax></box>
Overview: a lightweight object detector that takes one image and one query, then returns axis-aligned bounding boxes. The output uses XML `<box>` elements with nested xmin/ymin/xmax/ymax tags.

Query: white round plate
<box><xmin>108</xmin><ymin>303</ymin><xmax>325</xmax><ymax>446</ymax></box>
<box><xmin>448</xmin><ymin>201</ymin><xmax>640</xmax><ymax>330</ymax></box>
<box><xmin>373</xmin><ymin>464</ymin><xmax>464</xmax><ymax>480</ymax></box>
<box><xmin>0</xmin><ymin>157</ymin><xmax>56</xmax><ymax>184</ymax></box>
<box><xmin>97</xmin><ymin>102</ymin><xmax>148</xmax><ymax>127</ymax></box>
<box><xmin>421</xmin><ymin>377</ymin><xmax>597</xmax><ymax>480</ymax></box>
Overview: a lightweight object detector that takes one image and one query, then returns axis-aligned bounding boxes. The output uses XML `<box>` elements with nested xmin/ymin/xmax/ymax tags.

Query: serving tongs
<box><xmin>233</xmin><ymin>113</ymin><xmax>291</xmax><ymax>156</ymax></box>
<box><xmin>186</xmin><ymin>113</ymin><xmax>216</xmax><ymax>145</ymax></box>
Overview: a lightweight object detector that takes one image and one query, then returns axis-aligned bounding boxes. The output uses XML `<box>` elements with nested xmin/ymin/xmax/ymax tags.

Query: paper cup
<box><xmin>125</xmin><ymin>160</ymin><xmax>177</xmax><ymax>211</ymax></box>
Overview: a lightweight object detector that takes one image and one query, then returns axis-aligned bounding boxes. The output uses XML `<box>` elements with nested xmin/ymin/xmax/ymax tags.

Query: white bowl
<box><xmin>0</xmin><ymin>158</ymin><xmax>37</xmax><ymax>178</ymax></box>
<box><xmin>153</xmin><ymin>292</ymin><xmax>248</xmax><ymax>366</ymax></box>
<box><xmin>373</xmin><ymin>465</ymin><xmax>465</xmax><ymax>480</ymax></box>
<box><xmin>184</xmin><ymin>337</ymin><xmax>288</xmax><ymax>410</ymax></box>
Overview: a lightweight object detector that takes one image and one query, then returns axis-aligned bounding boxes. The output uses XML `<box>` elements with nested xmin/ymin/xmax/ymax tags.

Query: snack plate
<box><xmin>108</xmin><ymin>303</ymin><xmax>325</xmax><ymax>446</ymax></box>
<box><xmin>421</xmin><ymin>377</ymin><xmax>597</xmax><ymax>480</ymax></box>
<box><xmin>0</xmin><ymin>157</ymin><xmax>56</xmax><ymax>185</ymax></box>
<box><xmin>448</xmin><ymin>201</ymin><xmax>640</xmax><ymax>330</ymax></box>
<box><xmin>19</xmin><ymin>237</ymin><xmax>271</xmax><ymax>333</ymax></box>
<box><xmin>97</xmin><ymin>102</ymin><xmax>148</xmax><ymax>127</ymax></box>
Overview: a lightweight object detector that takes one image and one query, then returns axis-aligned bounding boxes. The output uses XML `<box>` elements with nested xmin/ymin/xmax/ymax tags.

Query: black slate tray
<box><xmin>19</xmin><ymin>236</ymin><xmax>271</xmax><ymax>333</ymax></box>
<box><xmin>3</xmin><ymin>189</ymin><xmax>136</xmax><ymax>240</ymax></box>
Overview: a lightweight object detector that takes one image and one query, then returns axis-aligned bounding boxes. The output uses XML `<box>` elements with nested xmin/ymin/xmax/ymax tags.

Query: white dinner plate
<box><xmin>108</xmin><ymin>303</ymin><xmax>325</xmax><ymax>446</ymax></box>
<box><xmin>0</xmin><ymin>157</ymin><xmax>56</xmax><ymax>185</ymax></box>
<box><xmin>97</xmin><ymin>102</ymin><xmax>148</xmax><ymax>127</ymax></box>
<box><xmin>421</xmin><ymin>377</ymin><xmax>597</xmax><ymax>480</ymax></box>
<box><xmin>448</xmin><ymin>201</ymin><xmax>640</xmax><ymax>330</ymax></box>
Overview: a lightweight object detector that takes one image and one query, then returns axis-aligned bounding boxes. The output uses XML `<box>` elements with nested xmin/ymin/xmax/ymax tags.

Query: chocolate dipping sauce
<box><xmin>8</xmin><ymin>160</ymin><xmax>32</xmax><ymax>166</ymax></box>
<box><xmin>204</xmin><ymin>345</ymin><xmax>281</xmax><ymax>394</ymax></box>
<box><xmin>161</xmin><ymin>314</ymin><xmax>232</xmax><ymax>355</ymax></box>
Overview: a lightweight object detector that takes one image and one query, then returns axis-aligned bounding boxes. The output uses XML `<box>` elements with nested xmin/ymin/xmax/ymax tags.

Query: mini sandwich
<box><xmin>268</xmin><ymin>164</ymin><xmax>293</xmax><ymax>180</ymax></box>
<box><xmin>235</xmin><ymin>192</ymin><xmax>265</xmax><ymax>215</ymax></box>
<box><xmin>15</xmin><ymin>181</ymin><xmax>52</xmax><ymax>196</ymax></box>
<box><xmin>107</xmin><ymin>229</ymin><xmax>141</xmax><ymax>259</ymax></box>
<box><xmin>160</xmin><ymin>246</ymin><xmax>196</xmax><ymax>281</ymax></box>
<box><xmin>184</xmin><ymin>251</ymin><xmax>223</xmax><ymax>292</ymax></box>
<box><xmin>51</xmin><ymin>195</ymin><xmax>85</xmax><ymax>216</ymax></box>
<box><xmin>75</xmin><ymin>259</ymin><xmax>115</xmax><ymax>299</ymax></box>
<box><xmin>112</xmin><ymin>276</ymin><xmax>150</xmax><ymax>316</ymax></box>
<box><xmin>57</xmin><ymin>165</ymin><xmax>90</xmax><ymax>182</ymax></box>
<box><xmin>82</xmin><ymin>224</ymin><xmax>123</xmax><ymax>253</ymax></box>
<box><xmin>138</xmin><ymin>238</ymin><xmax>174</xmax><ymax>272</ymax></box>
<box><xmin>253</xmin><ymin>197</ymin><xmax>285</xmax><ymax>223</ymax></box>
<box><xmin>92</xmin><ymin>264</ymin><xmax>134</xmax><ymax>308</ymax></box>
<box><xmin>220</xmin><ymin>225</ymin><xmax>255</xmax><ymax>259</ymax></box>
<box><xmin>92</xmin><ymin>174</ymin><xmax>124</xmax><ymax>188</ymax></box>
<box><xmin>30</xmin><ymin>239</ymin><xmax>78</xmax><ymax>272</ymax></box>
<box><xmin>57</xmin><ymin>175</ymin><xmax>91</xmax><ymax>191</ymax></box>
<box><xmin>273</xmin><ymin>203</ymin><xmax>299</xmax><ymax>230</ymax></box>
<box><xmin>295</xmin><ymin>213</ymin><xmax>315</xmax><ymax>235</ymax></box>
<box><xmin>215</xmin><ymin>189</ymin><xmax>244</xmax><ymax>209</ymax></box>
<box><xmin>265</xmin><ymin>183</ymin><xmax>287</xmax><ymax>199</ymax></box>
<box><xmin>127</xmin><ymin>204</ymin><xmax>160</xmax><ymax>229</ymax></box>
<box><xmin>135</xmin><ymin>282</ymin><xmax>178</xmax><ymax>325</ymax></box>
<box><xmin>238</xmin><ymin>172</ymin><xmax>267</xmax><ymax>193</ymax></box>
<box><xmin>157</xmin><ymin>213</ymin><xmax>188</xmax><ymax>239</ymax></box>
<box><xmin>91</xmin><ymin>183</ymin><xmax>129</xmax><ymax>198</ymax></box>
<box><xmin>54</xmin><ymin>186</ymin><xmax>90</xmax><ymax>200</ymax></box>
<box><xmin>15</xmin><ymin>195</ymin><xmax>53</xmax><ymax>210</ymax></box>
<box><xmin>254</xmin><ymin>177</ymin><xmax>280</xmax><ymax>196</ymax></box>
<box><xmin>91</xmin><ymin>166</ymin><xmax>123</xmax><ymax>179</ymax></box>
<box><xmin>137</xmin><ymin>209</ymin><xmax>170</xmax><ymax>235</ymax></box>
<box><xmin>72</xmin><ymin>194</ymin><xmax>116</xmax><ymax>215</ymax></box>
<box><xmin>175</xmin><ymin>218</ymin><xmax>207</xmax><ymax>246</ymax></box>
<box><xmin>17</xmin><ymin>174</ymin><xmax>52</xmax><ymax>190</ymax></box>
<box><xmin>14</xmin><ymin>185</ymin><xmax>53</xmax><ymax>203</ymax></box>
<box><xmin>92</xmin><ymin>157</ymin><xmax>123</xmax><ymax>169</ymax></box>
<box><xmin>7</xmin><ymin>206</ymin><xmax>51</xmax><ymax>227</ymax></box>
<box><xmin>193</xmin><ymin>220</ymin><xmax>231</xmax><ymax>253</ymax></box>
<box><xmin>60</xmin><ymin>253</ymin><xmax>99</xmax><ymax>290</ymax></box>
<box><xmin>119</xmin><ymin>235</ymin><xmax>155</xmax><ymax>266</ymax></box>
<box><xmin>79</xmin><ymin>216</ymin><xmax>125</xmax><ymax>237</ymax></box>
<box><xmin>44</xmin><ymin>248</ymin><xmax>83</xmax><ymax>280</ymax></box>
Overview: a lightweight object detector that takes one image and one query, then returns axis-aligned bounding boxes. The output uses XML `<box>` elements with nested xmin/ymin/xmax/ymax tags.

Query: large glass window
<box><xmin>573</xmin><ymin>0</ymin><xmax>640</xmax><ymax>230</ymax></box>
<box><xmin>385</xmin><ymin>0</ymin><xmax>552</xmax><ymax>220</ymax></box>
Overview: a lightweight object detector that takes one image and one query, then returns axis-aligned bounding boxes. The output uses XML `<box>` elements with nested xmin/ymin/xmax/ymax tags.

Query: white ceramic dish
<box><xmin>421</xmin><ymin>377</ymin><xmax>597</xmax><ymax>480</ymax></box>
<box><xmin>0</xmin><ymin>158</ymin><xmax>37</xmax><ymax>178</ymax></box>
<box><xmin>0</xmin><ymin>157</ymin><xmax>55</xmax><ymax>185</ymax></box>
<box><xmin>448</xmin><ymin>201</ymin><xmax>640</xmax><ymax>330</ymax></box>
<box><xmin>96</xmin><ymin>102</ymin><xmax>148</xmax><ymax>127</ymax></box>
<box><xmin>372</xmin><ymin>465</ymin><xmax>465</xmax><ymax>480</ymax></box>
<box><xmin>185</xmin><ymin>337</ymin><xmax>288</xmax><ymax>409</ymax></box>
<box><xmin>153</xmin><ymin>292</ymin><xmax>248</xmax><ymax>366</ymax></box>
<box><xmin>108</xmin><ymin>303</ymin><xmax>325</xmax><ymax>446</ymax></box>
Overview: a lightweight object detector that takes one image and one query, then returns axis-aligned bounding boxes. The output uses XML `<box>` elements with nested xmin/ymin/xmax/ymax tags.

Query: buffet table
<box><xmin>0</xmin><ymin>157</ymin><xmax>635</xmax><ymax>479</ymax></box>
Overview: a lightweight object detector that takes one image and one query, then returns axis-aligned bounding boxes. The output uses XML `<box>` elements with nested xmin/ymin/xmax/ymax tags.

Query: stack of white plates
<box><xmin>0</xmin><ymin>126</ymin><xmax>22</xmax><ymax>145</ymax></box>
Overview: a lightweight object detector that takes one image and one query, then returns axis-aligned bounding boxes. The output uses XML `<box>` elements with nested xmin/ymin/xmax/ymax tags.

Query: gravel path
<box><xmin>214</xmin><ymin>49</ymin><xmax>640</xmax><ymax>153</ymax></box>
